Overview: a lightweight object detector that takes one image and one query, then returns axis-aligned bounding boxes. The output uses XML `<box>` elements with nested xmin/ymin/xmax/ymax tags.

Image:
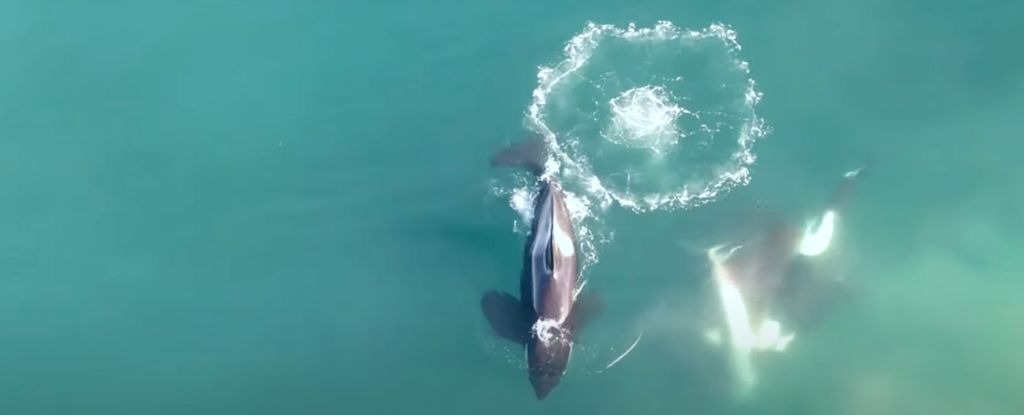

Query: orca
<box><xmin>481</xmin><ymin>137</ymin><xmax>602</xmax><ymax>400</ymax></box>
<box><xmin>701</xmin><ymin>168</ymin><xmax>865</xmax><ymax>396</ymax></box>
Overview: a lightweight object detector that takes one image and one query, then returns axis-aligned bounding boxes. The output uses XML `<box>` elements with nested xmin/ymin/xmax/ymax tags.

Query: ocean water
<box><xmin>1</xmin><ymin>1</ymin><xmax>1022</xmax><ymax>414</ymax></box>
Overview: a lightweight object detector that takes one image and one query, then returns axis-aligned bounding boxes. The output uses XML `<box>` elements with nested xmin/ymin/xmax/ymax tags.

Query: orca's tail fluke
<box><xmin>491</xmin><ymin>136</ymin><xmax>547</xmax><ymax>176</ymax></box>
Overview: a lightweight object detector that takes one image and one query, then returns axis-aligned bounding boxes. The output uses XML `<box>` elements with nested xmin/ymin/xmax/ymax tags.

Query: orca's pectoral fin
<box><xmin>572</xmin><ymin>292</ymin><xmax>604</xmax><ymax>333</ymax></box>
<box><xmin>481</xmin><ymin>290</ymin><xmax>530</xmax><ymax>344</ymax></box>
<box><xmin>491</xmin><ymin>137</ymin><xmax>546</xmax><ymax>176</ymax></box>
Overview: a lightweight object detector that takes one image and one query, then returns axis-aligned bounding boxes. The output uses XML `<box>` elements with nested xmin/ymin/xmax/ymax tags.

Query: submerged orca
<box><xmin>481</xmin><ymin>137</ymin><xmax>601</xmax><ymax>400</ymax></box>
<box><xmin>702</xmin><ymin>168</ymin><xmax>864</xmax><ymax>396</ymax></box>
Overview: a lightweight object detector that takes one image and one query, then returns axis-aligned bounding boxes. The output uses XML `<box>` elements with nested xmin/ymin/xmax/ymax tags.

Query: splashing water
<box><xmin>494</xmin><ymin>20</ymin><xmax>767</xmax><ymax>276</ymax></box>
<box><xmin>528</xmin><ymin>20</ymin><xmax>767</xmax><ymax>214</ymax></box>
<box><xmin>606</xmin><ymin>85</ymin><xmax>688</xmax><ymax>153</ymax></box>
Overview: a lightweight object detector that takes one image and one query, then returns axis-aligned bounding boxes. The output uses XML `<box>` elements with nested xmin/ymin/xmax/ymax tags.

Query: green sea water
<box><xmin>2</xmin><ymin>1</ymin><xmax>1023</xmax><ymax>414</ymax></box>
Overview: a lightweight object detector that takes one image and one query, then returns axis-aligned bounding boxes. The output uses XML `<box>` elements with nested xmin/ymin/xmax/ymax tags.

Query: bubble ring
<box><xmin>526</xmin><ymin>21</ymin><xmax>768</xmax><ymax>212</ymax></box>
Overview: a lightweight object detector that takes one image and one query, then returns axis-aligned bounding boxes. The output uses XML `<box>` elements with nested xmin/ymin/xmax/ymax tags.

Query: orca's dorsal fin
<box><xmin>491</xmin><ymin>136</ymin><xmax>547</xmax><ymax>176</ymax></box>
<box><xmin>481</xmin><ymin>290</ymin><xmax>531</xmax><ymax>344</ymax></box>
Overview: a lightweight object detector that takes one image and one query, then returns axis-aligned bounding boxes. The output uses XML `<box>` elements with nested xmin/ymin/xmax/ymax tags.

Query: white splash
<box><xmin>533</xmin><ymin>318</ymin><xmax>571</xmax><ymax>345</ymax></box>
<box><xmin>606</xmin><ymin>86</ymin><xmax>687</xmax><ymax>153</ymax></box>
<box><xmin>495</xmin><ymin>20</ymin><xmax>764</xmax><ymax>290</ymax></box>
<box><xmin>509</xmin><ymin>186</ymin><xmax>536</xmax><ymax>225</ymax></box>
<box><xmin>526</xmin><ymin>20</ymin><xmax>767</xmax><ymax>213</ymax></box>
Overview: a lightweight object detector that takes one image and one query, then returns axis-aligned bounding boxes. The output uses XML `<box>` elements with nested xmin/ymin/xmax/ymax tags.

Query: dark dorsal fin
<box><xmin>491</xmin><ymin>136</ymin><xmax>547</xmax><ymax>176</ymax></box>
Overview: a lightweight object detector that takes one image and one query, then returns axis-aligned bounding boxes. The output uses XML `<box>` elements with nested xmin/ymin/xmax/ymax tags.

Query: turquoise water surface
<box><xmin>2</xmin><ymin>1</ymin><xmax>1022</xmax><ymax>414</ymax></box>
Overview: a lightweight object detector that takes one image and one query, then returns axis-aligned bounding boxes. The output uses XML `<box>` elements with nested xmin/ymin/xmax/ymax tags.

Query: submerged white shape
<box><xmin>774</xmin><ymin>333</ymin><xmax>795</xmax><ymax>352</ymax></box>
<box><xmin>754</xmin><ymin>318</ymin><xmax>795</xmax><ymax>352</ymax></box>
<box><xmin>705</xmin><ymin>244</ymin><xmax>796</xmax><ymax>397</ymax></box>
<box><xmin>707</xmin><ymin>245</ymin><xmax>758</xmax><ymax>394</ymax></box>
<box><xmin>572</xmin><ymin>279</ymin><xmax>588</xmax><ymax>301</ymax></box>
<box><xmin>602</xmin><ymin>332</ymin><xmax>644</xmax><ymax>371</ymax></box>
<box><xmin>704</xmin><ymin>328</ymin><xmax>723</xmax><ymax>346</ymax></box>
<box><xmin>708</xmin><ymin>244</ymin><xmax>743</xmax><ymax>262</ymax></box>
<box><xmin>798</xmin><ymin>209</ymin><xmax>836</xmax><ymax>256</ymax></box>
<box><xmin>755</xmin><ymin>319</ymin><xmax>782</xmax><ymax>350</ymax></box>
